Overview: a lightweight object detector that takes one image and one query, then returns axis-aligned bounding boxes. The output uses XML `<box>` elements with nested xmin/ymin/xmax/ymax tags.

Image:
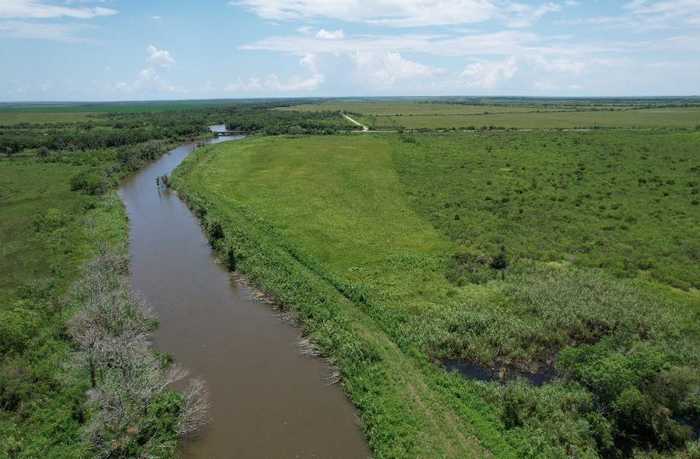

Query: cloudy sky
<box><xmin>1</xmin><ymin>0</ymin><xmax>699</xmax><ymax>101</ymax></box>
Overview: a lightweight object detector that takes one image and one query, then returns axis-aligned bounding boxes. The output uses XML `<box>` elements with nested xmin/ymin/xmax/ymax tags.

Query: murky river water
<box><xmin>119</xmin><ymin>133</ymin><xmax>369</xmax><ymax>458</ymax></box>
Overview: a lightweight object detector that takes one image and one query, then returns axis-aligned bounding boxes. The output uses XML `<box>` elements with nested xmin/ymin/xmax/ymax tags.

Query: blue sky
<box><xmin>1</xmin><ymin>0</ymin><xmax>699</xmax><ymax>101</ymax></box>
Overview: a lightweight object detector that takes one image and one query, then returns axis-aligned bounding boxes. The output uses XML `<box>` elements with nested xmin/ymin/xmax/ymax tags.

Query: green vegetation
<box><xmin>0</xmin><ymin>112</ymin><xmax>98</xmax><ymax>125</ymax></box>
<box><xmin>286</xmin><ymin>99</ymin><xmax>700</xmax><ymax>130</ymax></box>
<box><xmin>2</xmin><ymin>97</ymin><xmax>699</xmax><ymax>457</ymax></box>
<box><xmin>0</xmin><ymin>107</ymin><xmax>213</xmax><ymax>457</ymax></box>
<box><xmin>174</xmin><ymin>131</ymin><xmax>700</xmax><ymax>458</ymax></box>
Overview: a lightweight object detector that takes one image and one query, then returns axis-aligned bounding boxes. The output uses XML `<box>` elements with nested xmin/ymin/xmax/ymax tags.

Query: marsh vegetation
<box><xmin>2</xmin><ymin>98</ymin><xmax>699</xmax><ymax>458</ymax></box>
<box><xmin>173</xmin><ymin>123</ymin><xmax>699</xmax><ymax>458</ymax></box>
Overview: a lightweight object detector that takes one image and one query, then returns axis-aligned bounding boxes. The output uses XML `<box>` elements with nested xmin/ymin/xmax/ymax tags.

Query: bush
<box><xmin>0</xmin><ymin>303</ymin><xmax>40</xmax><ymax>354</ymax></box>
<box><xmin>70</xmin><ymin>170</ymin><xmax>108</xmax><ymax>195</ymax></box>
<box><xmin>558</xmin><ymin>342</ymin><xmax>698</xmax><ymax>452</ymax></box>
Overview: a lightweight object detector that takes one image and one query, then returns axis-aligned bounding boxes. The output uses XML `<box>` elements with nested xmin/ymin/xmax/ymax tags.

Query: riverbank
<box><xmin>172</xmin><ymin>132</ymin><xmax>700</xmax><ymax>457</ymax></box>
<box><xmin>171</xmin><ymin>136</ymin><xmax>511</xmax><ymax>458</ymax></box>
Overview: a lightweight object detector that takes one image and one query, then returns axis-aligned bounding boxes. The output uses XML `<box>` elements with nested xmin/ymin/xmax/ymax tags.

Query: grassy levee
<box><xmin>173</xmin><ymin>132</ymin><xmax>700</xmax><ymax>457</ymax></box>
<box><xmin>172</xmin><ymin>135</ymin><xmax>518</xmax><ymax>458</ymax></box>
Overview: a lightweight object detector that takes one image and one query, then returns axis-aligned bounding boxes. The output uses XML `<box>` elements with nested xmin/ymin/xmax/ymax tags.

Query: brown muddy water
<box><xmin>119</xmin><ymin>133</ymin><xmax>369</xmax><ymax>458</ymax></box>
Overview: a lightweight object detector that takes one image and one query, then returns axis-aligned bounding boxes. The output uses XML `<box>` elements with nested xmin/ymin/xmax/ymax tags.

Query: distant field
<box><xmin>0</xmin><ymin>111</ymin><xmax>98</xmax><ymax>125</ymax></box>
<box><xmin>284</xmin><ymin>101</ymin><xmax>553</xmax><ymax>115</ymax></box>
<box><xmin>174</xmin><ymin>132</ymin><xmax>700</xmax><ymax>457</ymax></box>
<box><xmin>286</xmin><ymin>101</ymin><xmax>700</xmax><ymax>129</ymax></box>
<box><xmin>0</xmin><ymin>100</ymin><xmax>236</xmax><ymax>115</ymax></box>
<box><xmin>375</xmin><ymin>108</ymin><xmax>700</xmax><ymax>129</ymax></box>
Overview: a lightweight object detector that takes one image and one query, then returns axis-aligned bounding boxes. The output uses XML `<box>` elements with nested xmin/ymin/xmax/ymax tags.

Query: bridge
<box><xmin>213</xmin><ymin>130</ymin><xmax>247</xmax><ymax>136</ymax></box>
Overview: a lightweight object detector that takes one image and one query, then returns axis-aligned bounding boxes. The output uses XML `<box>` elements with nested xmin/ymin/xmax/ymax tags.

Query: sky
<box><xmin>0</xmin><ymin>0</ymin><xmax>699</xmax><ymax>101</ymax></box>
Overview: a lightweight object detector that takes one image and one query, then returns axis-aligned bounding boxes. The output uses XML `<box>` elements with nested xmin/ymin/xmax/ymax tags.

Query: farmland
<box><xmin>174</xmin><ymin>128</ymin><xmax>700</xmax><ymax>457</ymax></box>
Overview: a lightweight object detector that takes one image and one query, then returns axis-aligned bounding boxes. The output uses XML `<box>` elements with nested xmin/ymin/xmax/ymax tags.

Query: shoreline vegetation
<box><xmin>0</xmin><ymin>106</ymin><xmax>220</xmax><ymax>457</ymax></box>
<box><xmin>68</xmin><ymin>249</ymin><xmax>209</xmax><ymax>457</ymax></box>
<box><xmin>1</xmin><ymin>97</ymin><xmax>699</xmax><ymax>458</ymax></box>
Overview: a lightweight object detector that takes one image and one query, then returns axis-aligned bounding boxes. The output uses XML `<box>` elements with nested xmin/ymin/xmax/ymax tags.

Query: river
<box><xmin>118</xmin><ymin>130</ymin><xmax>369</xmax><ymax>458</ymax></box>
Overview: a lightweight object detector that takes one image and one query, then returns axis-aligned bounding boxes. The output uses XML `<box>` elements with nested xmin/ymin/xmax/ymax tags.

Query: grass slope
<box><xmin>173</xmin><ymin>135</ymin><xmax>514</xmax><ymax>458</ymax></box>
<box><xmin>174</xmin><ymin>132</ymin><xmax>700</xmax><ymax>457</ymax></box>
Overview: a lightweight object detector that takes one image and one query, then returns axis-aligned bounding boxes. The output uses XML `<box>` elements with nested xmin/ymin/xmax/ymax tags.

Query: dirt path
<box><xmin>342</xmin><ymin>113</ymin><xmax>369</xmax><ymax>132</ymax></box>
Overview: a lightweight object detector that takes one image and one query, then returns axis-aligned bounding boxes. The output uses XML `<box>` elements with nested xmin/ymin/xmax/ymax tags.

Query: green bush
<box><xmin>0</xmin><ymin>303</ymin><xmax>40</xmax><ymax>354</ymax></box>
<box><xmin>70</xmin><ymin>170</ymin><xmax>108</xmax><ymax>195</ymax></box>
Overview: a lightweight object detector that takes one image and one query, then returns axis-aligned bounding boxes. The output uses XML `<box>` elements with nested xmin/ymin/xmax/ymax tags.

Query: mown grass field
<box><xmin>174</xmin><ymin>132</ymin><xmax>700</xmax><ymax>458</ymax></box>
<box><xmin>286</xmin><ymin>101</ymin><xmax>700</xmax><ymax>129</ymax></box>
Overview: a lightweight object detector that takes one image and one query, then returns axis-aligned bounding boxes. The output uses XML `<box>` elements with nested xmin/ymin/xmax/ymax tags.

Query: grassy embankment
<box><xmin>173</xmin><ymin>131</ymin><xmax>700</xmax><ymax>457</ymax></box>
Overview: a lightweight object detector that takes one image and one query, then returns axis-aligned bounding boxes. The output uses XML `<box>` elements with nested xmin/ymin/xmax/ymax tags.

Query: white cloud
<box><xmin>147</xmin><ymin>44</ymin><xmax>175</xmax><ymax>67</ymax></box>
<box><xmin>241</xmin><ymin>30</ymin><xmax>544</xmax><ymax>58</ymax></box>
<box><xmin>116</xmin><ymin>45</ymin><xmax>181</xmax><ymax>94</ymax></box>
<box><xmin>225</xmin><ymin>73</ymin><xmax>324</xmax><ymax>92</ymax></box>
<box><xmin>316</xmin><ymin>28</ymin><xmax>344</xmax><ymax>39</ymax></box>
<box><xmin>225</xmin><ymin>53</ymin><xmax>324</xmax><ymax>93</ymax></box>
<box><xmin>351</xmin><ymin>51</ymin><xmax>444</xmax><ymax>87</ymax></box>
<box><xmin>461</xmin><ymin>56</ymin><xmax>518</xmax><ymax>88</ymax></box>
<box><xmin>0</xmin><ymin>0</ymin><xmax>117</xmax><ymax>19</ymax></box>
<box><xmin>232</xmin><ymin>0</ymin><xmax>558</xmax><ymax>28</ymax></box>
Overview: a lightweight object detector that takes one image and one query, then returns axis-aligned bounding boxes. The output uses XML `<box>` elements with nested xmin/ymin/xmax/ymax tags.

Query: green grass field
<box><xmin>174</xmin><ymin>132</ymin><xmax>700</xmax><ymax>457</ymax></box>
<box><xmin>286</xmin><ymin>101</ymin><xmax>700</xmax><ymax>129</ymax></box>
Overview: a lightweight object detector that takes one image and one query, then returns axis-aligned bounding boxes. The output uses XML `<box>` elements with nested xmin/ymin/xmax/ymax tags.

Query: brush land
<box><xmin>173</xmin><ymin>122</ymin><xmax>700</xmax><ymax>457</ymax></box>
<box><xmin>286</xmin><ymin>99</ymin><xmax>700</xmax><ymax>130</ymax></box>
<box><xmin>2</xmin><ymin>98</ymin><xmax>699</xmax><ymax>458</ymax></box>
<box><xmin>0</xmin><ymin>105</ymin><xmax>221</xmax><ymax>457</ymax></box>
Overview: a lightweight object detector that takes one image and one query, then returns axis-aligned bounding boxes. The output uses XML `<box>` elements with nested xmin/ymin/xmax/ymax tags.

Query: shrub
<box><xmin>0</xmin><ymin>303</ymin><xmax>40</xmax><ymax>354</ymax></box>
<box><xmin>70</xmin><ymin>170</ymin><xmax>108</xmax><ymax>195</ymax></box>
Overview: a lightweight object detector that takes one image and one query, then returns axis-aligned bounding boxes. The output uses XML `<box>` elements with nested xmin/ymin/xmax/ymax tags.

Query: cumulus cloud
<box><xmin>225</xmin><ymin>53</ymin><xmax>324</xmax><ymax>93</ymax></box>
<box><xmin>116</xmin><ymin>45</ymin><xmax>181</xmax><ymax>94</ymax></box>
<box><xmin>232</xmin><ymin>0</ymin><xmax>558</xmax><ymax>28</ymax></box>
<box><xmin>461</xmin><ymin>57</ymin><xmax>518</xmax><ymax>88</ymax></box>
<box><xmin>147</xmin><ymin>44</ymin><xmax>175</xmax><ymax>67</ymax></box>
<box><xmin>351</xmin><ymin>51</ymin><xmax>444</xmax><ymax>87</ymax></box>
<box><xmin>0</xmin><ymin>0</ymin><xmax>117</xmax><ymax>19</ymax></box>
<box><xmin>316</xmin><ymin>28</ymin><xmax>344</xmax><ymax>39</ymax></box>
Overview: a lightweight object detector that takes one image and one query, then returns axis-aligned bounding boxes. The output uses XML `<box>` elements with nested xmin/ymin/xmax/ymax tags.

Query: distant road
<box><xmin>342</xmin><ymin>113</ymin><xmax>369</xmax><ymax>132</ymax></box>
